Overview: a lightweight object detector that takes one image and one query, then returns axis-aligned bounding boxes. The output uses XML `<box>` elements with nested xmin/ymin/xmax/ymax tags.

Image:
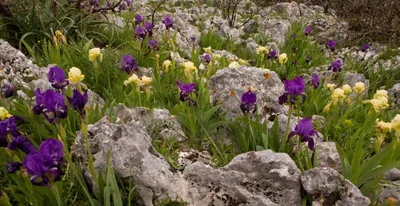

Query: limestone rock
<box><xmin>315</xmin><ymin>142</ymin><xmax>341</xmax><ymax>172</ymax></box>
<box><xmin>301</xmin><ymin>167</ymin><xmax>370</xmax><ymax>206</ymax></box>
<box><xmin>208</xmin><ymin>66</ymin><xmax>286</xmax><ymax>120</ymax></box>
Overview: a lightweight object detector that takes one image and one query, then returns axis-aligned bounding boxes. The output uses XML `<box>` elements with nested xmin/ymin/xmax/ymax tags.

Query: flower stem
<box><xmin>281</xmin><ymin>104</ymin><xmax>293</xmax><ymax>152</ymax></box>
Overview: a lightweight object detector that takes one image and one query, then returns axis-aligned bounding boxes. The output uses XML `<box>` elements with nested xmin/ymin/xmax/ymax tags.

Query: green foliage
<box><xmin>153</xmin><ymin>137</ymin><xmax>180</xmax><ymax>169</ymax></box>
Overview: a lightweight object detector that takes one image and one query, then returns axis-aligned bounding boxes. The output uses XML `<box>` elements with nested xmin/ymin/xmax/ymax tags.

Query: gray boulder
<box><xmin>301</xmin><ymin>167</ymin><xmax>370</xmax><ymax>206</ymax></box>
<box><xmin>72</xmin><ymin>112</ymin><xmax>303</xmax><ymax>206</ymax></box>
<box><xmin>209</xmin><ymin>66</ymin><xmax>286</xmax><ymax>120</ymax></box>
<box><xmin>315</xmin><ymin>142</ymin><xmax>341</xmax><ymax>172</ymax></box>
<box><xmin>113</xmin><ymin>104</ymin><xmax>185</xmax><ymax>141</ymax></box>
<box><xmin>384</xmin><ymin>168</ymin><xmax>400</xmax><ymax>181</ymax></box>
<box><xmin>389</xmin><ymin>83</ymin><xmax>400</xmax><ymax>108</ymax></box>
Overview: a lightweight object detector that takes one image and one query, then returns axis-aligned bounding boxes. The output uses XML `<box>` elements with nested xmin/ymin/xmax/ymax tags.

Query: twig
<box><xmin>92</xmin><ymin>0</ymin><xmax>123</xmax><ymax>13</ymax></box>
<box><xmin>151</xmin><ymin>0</ymin><xmax>167</xmax><ymax>26</ymax></box>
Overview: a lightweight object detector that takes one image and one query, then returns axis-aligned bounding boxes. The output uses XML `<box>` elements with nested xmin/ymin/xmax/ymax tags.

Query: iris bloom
<box><xmin>135</xmin><ymin>26</ymin><xmax>146</xmax><ymax>39</ymax></box>
<box><xmin>256</xmin><ymin>46</ymin><xmax>268</xmax><ymax>55</ymax></box>
<box><xmin>354</xmin><ymin>82</ymin><xmax>365</xmax><ymax>95</ymax></box>
<box><xmin>33</xmin><ymin>89</ymin><xmax>68</xmax><ymax>123</ymax></box>
<box><xmin>89</xmin><ymin>0</ymin><xmax>99</xmax><ymax>8</ymax></box>
<box><xmin>6</xmin><ymin>162</ymin><xmax>22</xmax><ymax>174</ymax></box>
<box><xmin>361</xmin><ymin>43</ymin><xmax>370</xmax><ymax>52</ymax></box>
<box><xmin>268</xmin><ymin>50</ymin><xmax>277</xmax><ymax>59</ymax></box>
<box><xmin>204</xmin><ymin>47</ymin><xmax>212</xmax><ymax>54</ymax></box>
<box><xmin>135</xmin><ymin>14</ymin><xmax>143</xmax><ymax>25</ymax></box>
<box><xmin>1</xmin><ymin>80</ymin><xmax>14</xmax><ymax>98</ymax></box>
<box><xmin>177</xmin><ymin>80</ymin><xmax>196</xmax><ymax>104</ymax></box>
<box><xmin>311</xmin><ymin>74</ymin><xmax>320</xmax><ymax>89</ymax></box>
<box><xmin>8</xmin><ymin>135</ymin><xmax>36</xmax><ymax>155</ymax></box>
<box><xmin>342</xmin><ymin>84</ymin><xmax>352</xmax><ymax>94</ymax></box>
<box><xmin>391</xmin><ymin>115</ymin><xmax>400</xmax><ymax>137</ymax></box>
<box><xmin>48</xmin><ymin>66</ymin><xmax>69</xmax><ymax>90</ymax></box>
<box><xmin>203</xmin><ymin>54</ymin><xmax>211</xmax><ymax>64</ymax></box>
<box><xmin>288</xmin><ymin>118</ymin><xmax>318</xmax><ymax>150</ymax></box>
<box><xmin>106</xmin><ymin>1</ymin><xmax>112</xmax><ymax>7</ymax></box>
<box><xmin>278</xmin><ymin>53</ymin><xmax>288</xmax><ymax>64</ymax></box>
<box><xmin>88</xmin><ymin>48</ymin><xmax>102</xmax><ymax>63</ymax></box>
<box><xmin>162</xmin><ymin>15</ymin><xmax>173</xmax><ymax>29</ymax></box>
<box><xmin>328</xmin><ymin>60</ymin><xmax>342</xmax><ymax>72</ymax></box>
<box><xmin>228</xmin><ymin>61</ymin><xmax>240</xmax><ymax>68</ymax></box>
<box><xmin>68</xmin><ymin>89</ymin><xmax>88</xmax><ymax>119</ymax></box>
<box><xmin>0</xmin><ymin>107</ymin><xmax>12</xmax><ymax>120</ymax></box>
<box><xmin>327</xmin><ymin>40</ymin><xmax>336</xmax><ymax>52</ymax></box>
<box><xmin>52</xmin><ymin>30</ymin><xmax>67</xmax><ymax>46</ymax></box>
<box><xmin>120</xmin><ymin>54</ymin><xmax>138</xmax><ymax>74</ymax></box>
<box><xmin>148</xmin><ymin>39</ymin><xmax>159</xmax><ymax>51</ymax></box>
<box><xmin>279</xmin><ymin>76</ymin><xmax>305</xmax><ymax>105</ymax></box>
<box><xmin>364</xmin><ymin>90</ymin><xmax>389</xmax><ymax>112</ymax></box>
<box><xmin>145</xmin><ymin>22</ymin><xmax>153</xmax><ymax>36</ymax></box>
<box><xmin>0</xmin><ymin>116</ymin><xmax>19</xmax><ymax>147</ymax></box>
<box><xmin>163</xmin><ymin>60</ymin><xmax>171</xmax><ymax>72</ymax></box>
<box><xmin>240</xmin><ymin>90</ymin><xmax>257</xmax><ymax>114</ymax></box>
<box><xmin>68</xmin><ymin>67</ymin><xmax>85</xmax><ymax>83</ymax></box>
<box><xmin>305</xmin><ymin>26</ymin><xmax>312</xmax><ymax>36</ymax></box>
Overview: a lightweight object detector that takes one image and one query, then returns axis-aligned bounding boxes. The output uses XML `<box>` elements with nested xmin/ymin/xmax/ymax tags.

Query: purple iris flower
<box><xmin>6</xmin><ymin>162</ymin><xmax>22</xmax><ymax>174</ymax></box>
<box><xmin>144</xmin><ymin>22</ymin><xmax>153</xmax><ymax>36</ymax></box>
<box><xmin>203</xmin><ymin>53</ymin><xmax>211</xmax><ymax>64</ymax></box>
<box><xmin>268</xmin><ymin>50</ymin><xmax>277</xmax><ymax>59</ymax></box>
<box><xmin>119</xmin><ymin>3</ymin><xmax>125</xmax><ymax>10</ymax></box>
<box><xmin>135</xmin><ymin>14</ymin><xmax>143</xmax><ymax>25</ymax></box>
<box><xmin>327</xmin><ymin>40</ymin><xmax>336</xmax><ymax>52</ymax></box>
<box><xmin>48</xmin><ymin>66</ymin><xmax>69</xmax><ymax>90</ymax></box>
<box><xmin>240</xmin><ymin>90</ymin><xmax>257</xmax><ymax>114</ymax></box>
<box><xmin>135</xmin><ymin>25</ymin><xmax>146</xmax><ymax>39</ymax></box>
<box><xmin>0</xmin><ymin>117</ymin><xmax>20</xmax><ymax>147</ymax></box>
<box><xmin>106</xmin><ymin>1</ymin><xmax>112</xmax><ymax>7</ymax></box>
<box><xmin>120</xmin><ymin>54</ymin><xmax>138</xmax><ymax>74</ymax></box>
<box><xmin>361</xmin><ymin>43</ymin><xmax>370</xmax><ymax>52</ymax></box>
<box><xmin>1</xmin><ymin>81</ymin><xmax>14</xmax><ymax>98</ymax></box>
<box><xmin>162</xmin><ymin>15</ymin><xmax>173</xmax><ymax>30</ymax></box>
<box><xmin>22</xmin><ymin>139</ymin><xmax>64</xmax><ymax>186</ymax></box>
<box><xmin>190</xmin><ymin>37</ymin><xmax>196</xmax><ymax>42</ymax></box>
<box><xmin>148</xmin><ymin>39</ymin><xmax>159</xmax><ymax>51</ymax></box>
<box><xmin>328</xmin><ymin>60</ymin><xmax>342</xmax><ymax>72</ymax></box>
<box><xmin>311</xmin><ymin>74</ymin><xmax>320</xmax><ymax>89</ymax></box>
<box><xmin>89</xmin><ymin>0</ymin><xmax>99</xmax><ymax>8</ymax></box>
<box><xmin>7</xmin><ymin>135</ymin><xmax>37</xmax><ymax>155</ymax></box>
<box><xmin>39</xmin><ymin>139</ymin><xmax>64</xmax><ymax>168</ymax></box>
<box><xmin>177</xmin><ymin>80</ymin><xmax>196</xmax><ymax>104</ymax></box>
<box><xmin>293</xmin><ymin>60</ymin><xmax>298</xmax><ymax>66</ymax></box>
<box><xmin>68</xmin><ymin>89</ymin><xmax>88</xmax><ymax>119</ymax></box>
<box><xmin>33</xmin><ymin>89</ymin><xmax>68</xmax><ymax>123</ymax></box>
<box><xmin>278</xmin><ymin>76</ymin><xmax>306</xmax><ymax>105</ymax></box>
<box><xmin>306</xmin><ymin>55</ymin><xmax>312</xmax><ymax>64</ymax></box>
<box><xmin>305</xmin><ymin>26</ymin><xmax>312</xmax><ymax>36</ymax></box>
<box><xmin>292</xmin><ymin>33</ymin><xmax>297</xmax><ymax>39</ymax></box>
<box><xmin>126</xmin><ymin>0</ymin><xmax>131</xmax><ymax>6</ymax></box>
<box><xmin>288</xmin><ymin>118</ymin><xmax>318</xmax><ymax>150</ymax></box>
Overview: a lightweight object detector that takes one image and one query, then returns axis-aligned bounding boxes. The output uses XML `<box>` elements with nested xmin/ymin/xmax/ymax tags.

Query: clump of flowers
<box><xmin>363</xmin><ymin>90</ymin><xmax>390</xmax><ymax>112</ymax></box>
<box><xmin>288</xmin><ymin>118</ymin><xmax>318</xmax><ymax>150</ymax></box>
<box><xmin>120</xmin><ymin>54</ymin><xmax>139</xmax><ymax>74</ymax></box>
<box><xmin>177</xmin><ymin>80</ymin><xmax>196</xmax><ymax>105</ymax></box>
<box><xmin>124</xmin><ymin>73</ymin><xmax>143</xmax><ymax>92</ymax></box>
<box><xmin>279</xmin><ymin>76</ymin><xmax>305</xmax><ymax>105</ymax></box>
<box><xmin>240</xmin><ymin>89</ymin><xmax>257</xmax><ymax>114</ymax></box>
<box><xmin>22</xmin><ymin>139</ymin><xmax>65</xmax><ymax>186</ymax></box>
